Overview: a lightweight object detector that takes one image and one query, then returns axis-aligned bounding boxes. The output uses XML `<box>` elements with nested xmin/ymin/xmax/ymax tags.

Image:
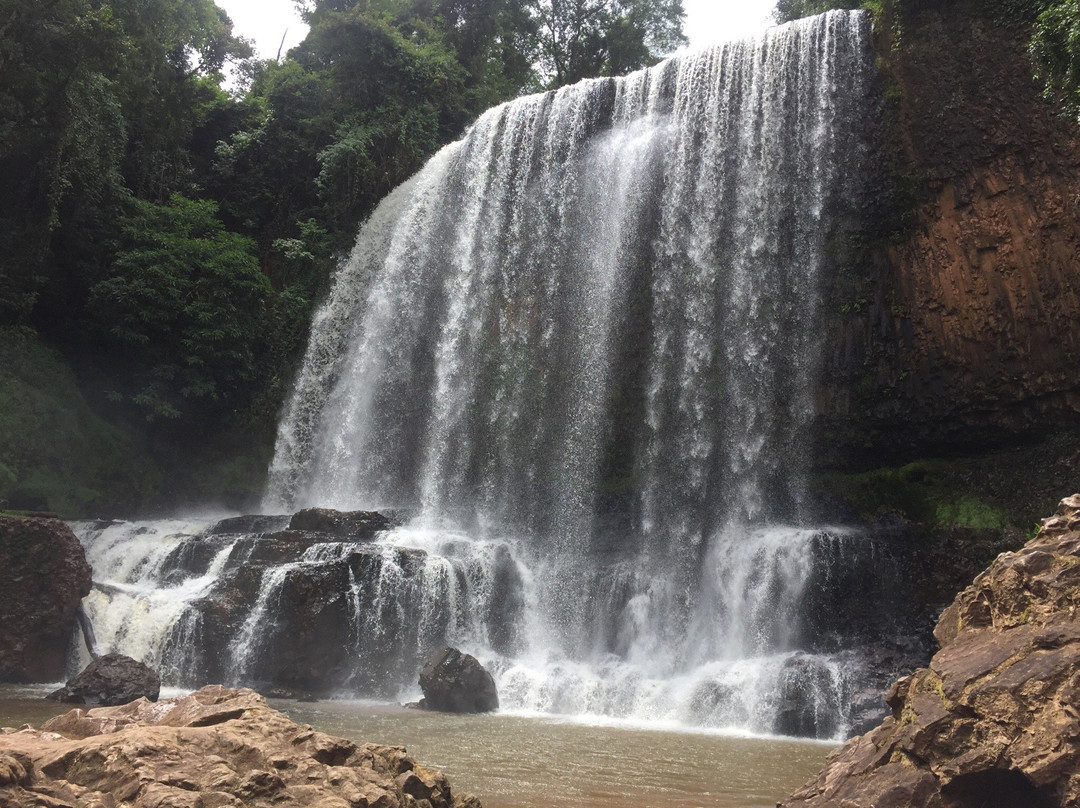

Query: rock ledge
<box><xmin>0</xmin><ymin>685</ymin><xmax>481</xmax><ymax>808</ymax></box>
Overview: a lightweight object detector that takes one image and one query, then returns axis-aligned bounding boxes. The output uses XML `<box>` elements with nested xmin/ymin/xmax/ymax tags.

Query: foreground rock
<box><xmin>782</xmin><ymin>494</ymin><xmax>1080</xmax><ymax>808</ymax></box>
<box><xmin>0</xmin><ymin>516</ymin><xmax>92</xmax><ymax>682</ymax></box>
<box><xmin>0</xmin><ymin>685</ymin><xmax>481</xmax><ymax>808</ymax></box>
<box><xmin>418</xmin><ymin>648</ymin><xmax>499</xmax><ymax>713</ymax></box>
<box><xmin>48</xmin><ymin>653</ymin><xmax>160</xmax><ymax>706</ymax></box>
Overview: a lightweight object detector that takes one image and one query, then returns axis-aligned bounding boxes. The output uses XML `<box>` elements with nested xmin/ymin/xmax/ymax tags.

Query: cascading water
<box><xmin>73</xmin><ymin>12</ymin><xmax>921</xmax><ymax>739</ymax></box>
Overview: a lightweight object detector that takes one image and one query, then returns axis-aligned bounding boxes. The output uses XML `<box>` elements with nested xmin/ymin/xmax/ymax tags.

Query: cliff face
<box><xmin>821</xmin><ymin>8</ymin><xmax>1080</xmax><ymax>461</ymax></box>
<box><xmin>0</xmin><ymin>517</ymin><xmax>91</xmax><ymax>682</ymax></box>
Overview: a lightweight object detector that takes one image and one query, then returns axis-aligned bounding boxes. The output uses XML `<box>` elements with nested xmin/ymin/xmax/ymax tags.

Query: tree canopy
<box><xmin>0</xmin><ymin>0</ymin><xmax>688</xmax><ymax>508</ymax></box>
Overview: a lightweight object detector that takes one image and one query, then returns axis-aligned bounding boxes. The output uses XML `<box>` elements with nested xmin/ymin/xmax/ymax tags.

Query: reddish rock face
<box><xmin>780</xmin><ymin>494</ymin><xmax>1080</xmax><ymax>808</ymax></box>
<box><xmin>0</xmin><ymin>517</ymin><xmax>92</xmax><ymax>682</ymax></box>
<box><xmin>820</xmin><ymin>9</ymin><xmax>1080</xmax><ymax>459</ymax></box>
<box><xmin>0</xmin><ymin>685</ymin><xmax>482</xmax><ymax>808</ymax></box>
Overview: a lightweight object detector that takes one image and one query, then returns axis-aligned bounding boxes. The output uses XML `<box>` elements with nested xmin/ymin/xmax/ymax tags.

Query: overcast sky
<box><xmin>216</xmin><ymin>0</ymin><xmax>779</xmax><ymax>62</ymax></box>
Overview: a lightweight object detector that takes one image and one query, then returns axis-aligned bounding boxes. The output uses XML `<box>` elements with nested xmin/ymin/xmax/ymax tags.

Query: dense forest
<box><xmin>1</xmin><ymin>0</ymin><xmax>1079</xmax><ymax>515</ymax></box>
<box><xmin>0</xmin><ymin>0</ymin><xmax>686</xmax><ymax>513</ymax></box>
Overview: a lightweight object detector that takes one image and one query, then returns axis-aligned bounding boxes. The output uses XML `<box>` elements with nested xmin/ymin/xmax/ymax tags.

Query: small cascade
<box><xmin>69</xmin><ymin>12</ymin><xmax>924</xmax><ymax>740</ymax></box>
<box><xmin>73</xmin><ymin>513</ymin><xmax>922</xmax><ymax>739</ymax></box>
<box><xmin>74</xmin><ymin>519</ymin><xmax>228</xmax><ymax>674</ymax></box>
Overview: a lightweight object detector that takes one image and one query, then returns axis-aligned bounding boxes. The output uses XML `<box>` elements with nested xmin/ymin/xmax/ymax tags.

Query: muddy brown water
<box><xmin>0</xmin><ymin>687</ymin><xmax>833</xmax><ymax>807</ymax></box>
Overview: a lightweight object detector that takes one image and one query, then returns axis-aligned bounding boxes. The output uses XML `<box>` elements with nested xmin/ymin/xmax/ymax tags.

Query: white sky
<box><xmin>216</xmin><ymin>0</ymin><xmax>778</xmax><ymax>62</ymax></box>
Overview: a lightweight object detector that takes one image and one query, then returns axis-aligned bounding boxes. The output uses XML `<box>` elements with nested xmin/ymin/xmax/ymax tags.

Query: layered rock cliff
<box><xmin>821</xmin><ymin>5</ymin><xmax>1080</xmax><ymax>462</ymax></box>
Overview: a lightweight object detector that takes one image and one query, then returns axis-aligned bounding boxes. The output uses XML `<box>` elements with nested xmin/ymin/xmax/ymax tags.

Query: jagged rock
<box><xmin>781</xmin><ymin>494</ymin><xmax>1080</xmax><ymax>808</ymax></box>
<box><xmin>48</xmin><ymin>653</ymin><xmax>160</xmax><ymax>706</ymax></box>
<box><xmin>0</xmin><ymin>516</ymin><xmax>92</xmax><ymax>682</ymax></box>
<box><xmin>0</xmin><ymin>686</ymin><xmax>481</xmax><ymax>808</ymax></box>
<box><xmin>288</xmin><ymin>508</ymin><xmax>394</xmax><ymax>539</ymax></box>
<box><xmin>418</xmin><ymin>647</ymin><xmax>498</xmax><ymax>713</ymax></box>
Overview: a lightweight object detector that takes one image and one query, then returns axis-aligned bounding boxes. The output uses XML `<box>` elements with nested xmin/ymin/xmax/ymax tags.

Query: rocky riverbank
<box><xmin>782</xmin><ymin>493</ymin><xmax>1080</xmax><ymax>807</ymax></box>
<box><xmin>0</xmin><ymin>685</ymin><xmax>480</xmax><ymax>808</ymax></box>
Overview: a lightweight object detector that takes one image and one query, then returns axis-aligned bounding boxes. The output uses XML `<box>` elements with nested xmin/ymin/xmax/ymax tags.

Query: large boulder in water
<box><xmin>773</xmin><ymin>654</ymin><xmax>843</xmax><ymax>739</ymax></box>
<box><xmin>1</xmin><ymin>686</ymin><xmax>482</xmax><ymax>807</ymax></box>
<box><xmin>418</xmin><ymin>647</ymin><xmax>499</xmax><ymax>713</ymax></box>
<box><xmin>0</xmin><ymin>516</ymin><xmax>92</xmax><ymax>682</ymax></box>
<box><xmin>782</xmin><ymin>494</ymin><xmax>1080</xmax><ymax>808</ymax></box>
<box><xmin>48</xmin><ymin>653</ymin><xmax>160</xmax><ymax>706</ymax></box>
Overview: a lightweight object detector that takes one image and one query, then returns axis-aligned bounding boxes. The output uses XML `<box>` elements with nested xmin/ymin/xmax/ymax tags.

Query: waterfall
<box><xmin>265</xmin><ymin>10</ymin><xmax>872</xmax><ymax>532</ymax></box>
<box><xmin>73</xmin><ymin>12</ymin><xmax>909</xmax><ymax>739</ymax></box>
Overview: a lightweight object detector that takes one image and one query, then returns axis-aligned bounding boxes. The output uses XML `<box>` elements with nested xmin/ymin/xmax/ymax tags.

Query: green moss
<box><xmin>817</xmin><ymin>459</ymin><xmax>1009</xmax><ymax>529</ymax></box>
<box><xmin>0</xmin><ymin>327</ymin><xmax>161</xmax><ymax>516</ymax></box>
<box><xmin>934</xmin><ymin>496</ymin><xmax>1006</xmax><ymax>530</ymax></box>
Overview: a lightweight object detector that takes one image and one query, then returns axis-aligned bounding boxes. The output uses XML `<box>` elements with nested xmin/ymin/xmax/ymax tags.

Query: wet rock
<box><xmin>418</xmin><ymin>647</ymin><xmax>499</xmax><ymax>713</ymax></box>
<box><xmin>0</xmin><ymin>686</ymin><xmax>481</xmax><ymax>807</ymax></box>
<box><xmin>207</xmin><ymin>515</ymin><xmax>291</xmax><ymax>535</ymax></box>
<box><xmin>0</xmin><ymin>516</ymin><xmax>92</xmax><ymax>682</ymax></box>
<box><xmin>773</xmin><ymin>655</ymin><xmax>841</xmax><ymax>739</ymax></box>
<box><xmin>48</xmin><ymin>653</ymin><xmax>160</xmax><ymax>706</ymax></box>
<box><xmin>288</xmin><ymin>508</ymin><xmax>394</xmax><ymax>540</ymax></box>
<box><xmin>781</xmin><ymin>494</ymin><xmax>1080</xmax><ymax>808</ymax></box>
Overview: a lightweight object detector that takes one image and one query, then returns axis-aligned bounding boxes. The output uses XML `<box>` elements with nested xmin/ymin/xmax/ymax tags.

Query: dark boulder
<box><xmin>48</xmin><ymin>653</ymin><xmax>160</xmax><ymax>706</ymax></box>
<box><xmin>418</xmin><ymin>647</ymin><xmax>498</xmax><ymax>713</ymax></box>
<box><xmin>773</xmin><ymin>654</ymin><xmax>842</xmax><ymax>739</ymax></box>
<box><xmin>287</xmin><ymin>508</ymin><xmax>394</xmax><ymax>540</ymax></box>
<box><xmin>207</xmin><ymin>514</ymin><xmax>291</xmax><ymax>536</ymax></box>
<box><xmin>0</xmin><ymin>517</ymin><xmax>92</xmax><ymax>682</ymax></box>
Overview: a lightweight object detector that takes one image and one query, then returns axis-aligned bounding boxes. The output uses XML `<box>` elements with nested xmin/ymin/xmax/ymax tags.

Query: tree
<box><xmin>1032</xmin><ymin>0</ymin><xmax>1080</xmax><ymax>119</ymax></box>
<box><xmin>0</xmin><ymin>0</ymin><xmax>126</xmax><ymax>321</ymax></box>
<box><xmin>0</xmin><ymin>0</ymin><xmax>254</xmax><ymax>330</ymax></box>
<box><xmin>87</xmin><ymin>195</ymin><xmax>271</xmax><ymax>420</ymax></box>
<box><xmin>528</xmin><ymin>0</ymin><xmax>687</xmax><ymax>87</ymax></box>
<box><xmin>773</xmin><ymin>0</ymin><xmax>862</xmax><ymax>24</ymax></box>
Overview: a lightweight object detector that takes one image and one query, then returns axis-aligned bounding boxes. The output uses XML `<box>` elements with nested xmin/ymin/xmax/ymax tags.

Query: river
<box><xmin>0</xmin><ymin>685</ymin><xmax>832</xmax><ymax>807</ymax></box>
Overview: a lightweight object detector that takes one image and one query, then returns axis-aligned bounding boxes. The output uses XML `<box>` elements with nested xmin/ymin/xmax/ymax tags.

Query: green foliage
<box><xmin>934</xmin><ymin>496</ymin><xmax>1007</xmax><ymax>530</ymax></box>
<box><xmin>774</xmin><ymin>0</ymin><xmax>862</xmax><ymax>23</ymax></box>
<box><xmin>1032</xmin><ymin>0</ymin><xmax>1080</xmax><ymax>118</ymax></box>
<box><xmin>528</xmin><ymin>0</ymin><xmax>687</xmax><ymax>87</ymax></box>
<box><xmin>0</xmin><ymin>0</ymin><xmax>126</xmax><ymax>320</ymax></box>
<box><xmin>88</xmin><ymin>196</ymin><xmax>271</xmax><ymax>420</ymax></box>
